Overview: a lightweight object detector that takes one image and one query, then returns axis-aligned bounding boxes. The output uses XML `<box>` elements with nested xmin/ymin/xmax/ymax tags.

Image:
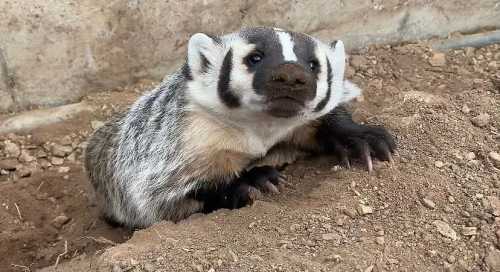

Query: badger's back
<box><xmin>84</xmin><ymin>71</ymin><xmax>189</xmax><ymax>227</ymax></box>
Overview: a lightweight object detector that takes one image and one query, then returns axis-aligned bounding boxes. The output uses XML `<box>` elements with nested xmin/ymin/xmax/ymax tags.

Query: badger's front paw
<box><xmin>227</xmin><ymin>166</ymin><xmax>285</xmax><ymax>208</ymax></box>
<box><xmin>328</xmin><ymin>125</ymin><xmax>396</xmax><ymax>172</ymax></box>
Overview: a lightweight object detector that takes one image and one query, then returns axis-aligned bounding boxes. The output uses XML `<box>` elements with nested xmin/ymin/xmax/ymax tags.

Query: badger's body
<box><xmin>85</xmin><ymin>27</ymin><xmax>396</xmax><ymax>229</ymax></box>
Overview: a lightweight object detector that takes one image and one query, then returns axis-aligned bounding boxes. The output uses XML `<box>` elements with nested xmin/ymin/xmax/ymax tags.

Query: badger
<box><xmin>84</xmin><ymin>27</ymin><xmax>396</xmax><ymax>229</ymax></box>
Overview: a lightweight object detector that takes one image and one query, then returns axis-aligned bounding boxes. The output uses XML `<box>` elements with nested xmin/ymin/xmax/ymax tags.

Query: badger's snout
<box><xmin>265</xmin><ymin>63</ymin><xmax>316</xmax><ymax>118</ymax></box>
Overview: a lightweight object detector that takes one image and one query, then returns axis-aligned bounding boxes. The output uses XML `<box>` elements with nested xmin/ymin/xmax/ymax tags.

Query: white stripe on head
<box><xmin>277</xmin><ymin>31</ymin><xmax>298</xmax><ymax>62</ymax></box>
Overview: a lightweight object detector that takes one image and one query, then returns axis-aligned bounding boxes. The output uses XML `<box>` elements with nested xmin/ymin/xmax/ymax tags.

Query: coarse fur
<box><xmin>84</xmin><ymin>27</ymin><xmax>396</xmax><ymax>229</ymax></box>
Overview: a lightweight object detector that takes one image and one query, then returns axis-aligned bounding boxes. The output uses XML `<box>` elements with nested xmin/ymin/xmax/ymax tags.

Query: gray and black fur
<box><xmin>84</xmin><ymin>27</ymin><xmax>396</xmax><ymax>229</ymax></box>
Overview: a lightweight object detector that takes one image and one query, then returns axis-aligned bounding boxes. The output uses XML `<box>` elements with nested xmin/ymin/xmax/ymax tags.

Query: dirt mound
<box><xmin>1</xmin><ymin>42</ymin><xmax>499</xmax><ymax>272</ymax></box>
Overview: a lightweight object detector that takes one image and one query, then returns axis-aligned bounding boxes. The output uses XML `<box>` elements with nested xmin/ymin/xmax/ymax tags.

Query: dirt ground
<box><xmin>1</xmin><ymin>41</ymin><xmax>499</xmax><ymax>272</ymax></box>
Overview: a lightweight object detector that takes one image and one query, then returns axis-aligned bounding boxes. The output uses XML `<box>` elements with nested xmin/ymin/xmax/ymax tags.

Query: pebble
<box><xmin>422</xmin><ymin>198</ymin><xmax>436</xmax><ymax>209</ymax></box>
<box><xmin>461</xmin><ymin>227</ymin><xmax>477</xmax><ymax>236</ymax></box>
<box><xmin>485</xmin><ymin>250</ymin><xmax>500</xmax><ymax>271</ymax></box>
<box><xmin>57</xmin><ymin>166</ymin><xmax>71</xmax><ymax>173</ymax></box>
<box><xmin>39</xmin><ymin>159</ymin><xmax>52</xmax><ymax>169</ymax></box>
<box><xmin>0</xmin><ymin>159</ymin><xmax>18</xmax><ymax>171</ymax></box>
<box><xmin>342</xmin><ymin>207</ymin><xmax>358</xmax><ymax>218</ymax></box>
<box><xmin>435</xmin><ymin>161</ymin><xmax>444</xmax><ymax>168</ymax></box>
<box><xmin>334</xmin><ymin>215</ymin><xmax>346</xmax><ymax>226</ymax></box>
<box><xmin>112</xmin><ymin>264</ymin><xmax>123</xmax><ymax>272</ymax></box>
<box><xmin>471</xmin><ymin>113</ymin><xmax>490</xmax><ymax>127</ymax></box>
<box><xmin>487</xmin><ymin>196</ymin><xmax>500</xmax><ymax>216</ymax></box>
<box><xmin>51</xmin><ymin>144</ymin><xmax>73</xmax><ymax>157</ymax></box>
<box><xmin>322</xmin><ymin>232</ymin><xmax>340</xmax><ymax>241</ymax></box>
<box><xmin>17</xmin><ymin>166</ymin><xmax>32</xmax><ymax>178</ymax></box>
<box><xmin>364</xmin><ymin>265</ymin><xmax>374</xmax><ymax>272</ymax></box>
<box><xmin>91</xmin><ymin>120</ymin><xmax>105</xmax><ymax>130</ymax></box>
<box><xmin>448</xmin><ymin>196</ymin><xmax>455</xmax><ymax>203</ymax></box>
<box><xmin>461</xmin><ymin>104</ymin><xmax>471</xmax><ymax>114</ymax></box>
<box><xmin>433</xmin><ymin>220</ymin><xmax>457</xmax><ymax>240</ymax></box>
<box><xmin>52</xmin><ymin>215</ymin><xmax>70</xmax><ymax>228</ymax></box>
<box><xmin>429</xmin><ymin>53</ymin><xmax>446</xmax><ymax>67</ymax></box>
<box><xmin>51</xmin><ymin>157</ymin><xmax>64</xmax><ymax>166</ymax></box>
<box><xmin>447</xmin><ymin>255</ymin><xmax>456</xmax><ymax>264</ymax></box>
<box><xmin>464</xmin><ymin>152</ymin><xmax>476</xmax><ymax>161</ymax></box>
<box><xmin>357</xmin><ymin>204</ymin><xmax>374</xmax><ymax>215</ymax></box>
<box><xmin>18</xmin><ymin>150</ymin><xmax>36</xmax><ymax>162</ymax></box>
<box><xmin>489</xmin><ymin>151</ymin><xmax>500</xmax><ymax>168</ymax></box>
<box><xmin>375</xmin><ymin>236</ymin><xmax>385</xmax><ymax>245</ymax></box>
<box><xmin>143</xmin><ymin>263</ymin><xmax>156</xmax><ymax>272</ymax></box>
<box><xmin>3</xmin><ymin>141</ymin><xmax>20</xmax><ymax>158</ymax></box>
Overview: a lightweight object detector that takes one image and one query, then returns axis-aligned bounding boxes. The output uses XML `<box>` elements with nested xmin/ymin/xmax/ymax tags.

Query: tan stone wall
<box><xmin>1</xmin><ymin>0</ymin><xmax>499</xmax><ymax>112</ymax></box>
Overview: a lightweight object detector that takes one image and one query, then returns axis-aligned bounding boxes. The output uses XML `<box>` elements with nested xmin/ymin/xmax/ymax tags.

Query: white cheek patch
<box><xmin>277</xmin><ymin>31</ymin><xmax>298</xmax><ymax>62</ymax></box>
<box><xmin>229</xmin><ymin>38</ymin><xmax>265</xmax><ymax>111</ymax></box>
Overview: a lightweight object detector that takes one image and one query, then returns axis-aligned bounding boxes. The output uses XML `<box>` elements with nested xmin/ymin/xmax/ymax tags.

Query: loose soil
<box><xmin>1</xmin><ymin>41</ymin><xmax>499</xmax><ymax>272</ymax></box>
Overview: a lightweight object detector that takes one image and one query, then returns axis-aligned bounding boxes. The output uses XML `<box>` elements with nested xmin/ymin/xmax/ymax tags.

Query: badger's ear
<box><xmin>328</xmin><ymin>40</ymin><xmax>362</xmax><ymax>103</ymax></box>
<box><xmin>187</xmin><ymin>33</ymin><xmax>221</xmax><ymax>77</ymax></box>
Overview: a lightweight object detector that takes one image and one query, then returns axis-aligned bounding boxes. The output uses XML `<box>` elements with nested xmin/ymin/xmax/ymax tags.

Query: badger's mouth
<box><xmin>266</xmin><ymin>96</ymin><xmax>305</xmax><ymax>118</ymax></box>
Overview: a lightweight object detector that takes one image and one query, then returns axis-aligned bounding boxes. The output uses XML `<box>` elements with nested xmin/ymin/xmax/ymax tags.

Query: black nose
<box><xmin>271</xmin><ymin>63</ymin><xmax>309</xmax><ymax>86</ymax></box>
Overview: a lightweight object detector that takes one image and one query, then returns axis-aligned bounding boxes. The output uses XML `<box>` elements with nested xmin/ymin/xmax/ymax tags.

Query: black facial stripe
<box><xmin>314</xmin><ymin>58</ymin><xmax>332</xmax><ymax>112</ymax></box>
<box><xmin>240</xmin><ymin>28</ymin><xmax>285</xmax><ymax>95</ymax></box>
<box><xmin>217</xmin><ymin>49</ymin><xmax>240</xmax><ymax>108</ymax></box>
<box><xmin>200</xmin><ymin>53</ymin><xmax>210</xmax><ymax>74</ymax></box>
<box><xmin>291</xmin><ymin>33</ymin><xmax>320</xmax><ymax>79</ymax></box>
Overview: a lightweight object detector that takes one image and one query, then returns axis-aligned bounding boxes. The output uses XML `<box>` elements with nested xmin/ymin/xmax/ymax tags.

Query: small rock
<box><xmin>322</xmin><ymin>232</ymin><xmax>340</xmax><ymax>241</ymax></box>
<box><xmin>357</xmin><ymin>204</ymin><xmax>374</xmax><ymax>215</ymax></box>
<box><xmin>435</xmin><ymin>161</ymin><xmax>444</xmax><ymax>168</ymax></box>
<box><xmin>51</xmin><ymin>144</ymin><xmax>73</xmax><ymax>157</ymax></box>
<box><xmin>36</xmin><ymin>149</ymin><xmax>47</xmax><ymax>158</ymax></box>
<box><xmin>57</xmin><ymin>166</ymin><xmax>70</xmax><ymax>173</ymax></box>
<box><xmin>39</xmin><ymin>159</ymin><xmax>52</xmax><ymax>169</ymax></box>
<box><xmin>208</xmin><ymin>268</ymin><xmax>215</xmax><ymax>272</ymax></box>
<box><xmin>485</xmin><ymin>250</ymin><xmax>500</xmax><ymax>271</ymax></box>
<box><xmin>429</xmin><ymin>53</ymin><xmax>446</xmax><ymax>67</ymax></box>
<box><xmin>0</xmin><ymin>159</ymin><xmax>18</xmax><ymax>171</ymax></box>
<box><xmin>489</xmin><ymin>151</ymin><xmax>500</xmax><ymax>168</ymax></box>
<box><xmin>60</xmin><ymin>135</ymin><xmax>73</xmax><ymax>146</ymax></box>
<box><xmin>464</xmin><ymin>47</ymin><xmax>475</xmax><ymax>57</ymax></box>
<box><xmin>461</xmin><ymin>104</ymin><xmax>471</xmax><ymax>114</ymax></box>
<box><xmin>289</xmin><ymin>223</ymin><xmax>301</xmax><ymax>232</ymax></box>
<box><xmin>464</xmin><ymin>152</ymin><xmax>476</xmax><ymax>161</ymax></box>
<box><xmin>375</xmin><ymin>236</ymin><xmax>385</xmax><ymax>245</ymax></box>
<box><xmin>376</xmin><ymin>230</ymin><xmax>385</xmax><ymax>236</ymax></box>
<box><xmin>447</xmin><ymin>255</ymin><xmax>456</xmax><ymax>264</ymax></box>
<box><xmin>471</xmin><ymin>113</ymin><xmax>490</xmax><ymax>127</ymax></box>
<box><xmin>17</xmin><ymin>166</ymin><xmax>33</xmax><ymax>178</ymax></box>
<box><xmin>52</xmin><ymin>215</ymin><xmax>70</xmax><ymax>228</ymax></box>
<box><xmin>461</xmin><ymin>227</ymin><xmax>477</xmax><ymax>236</ymax></box>
<box><xmin>325</xmin><ymin>254</ymin><xmax>342</xmax><ymax>263</ymax></box>
<box><xmin>334</xmin><ymin>215</ymin><xmax>346</xmax><ymax>226</ymax></box>
<box><xmin>143</xmin><ymin>263</ymin><xmax>156</xmax><ymax>272</ymax></box>
<box><xmin>112</xmin><ymin>264</ymin><xmax>123</xmax><ymax>272</ymax></box>
<box><xmin>3</xmin><ymin>141</ymin><xmax>20</xmax><ymax>158</ymax></box>
<box><xmin>18</xmin><ymin>150</ymin><xmax>36</xmax><ymax>162</ymax></box>
<box><xmin>91</xmin><ymin>120</ymin><xmax>105</xmax><ymax>130</ymax></box>
<box><xmin>433</xmin><ymin>220</ymin><xmax>457</xmax><ymax>240</ymax></box>
<box><xmin>51</xmin><ymin>157</ymin><xmax>64</xmax><ymax>166</ymax></box>
<box><xmin>364</xmin><ymin>265</ymin><xmax>375</xmax><ymax>272</ymax></box>
<box><xmin>488</xmin><ymin>196</ymin><xmax>500</xmax><ymax>216</ymax></box>
<box><xmin>350</xmin><ymin>55</ymin><xmax>368</xmax><ymax>70</ymax></box>
<box><xmin>422</xmin><ymin>198</ymin><xmax>436</xmax><ymax>209</ymax></box>
<box><xmin>342</xmin><ymin>207</ymin><xmax>358</xmax><ymax>218</ymax></box>
<box><xmin>130</xmin><ymin>259</ymin><xmax>139</xmax><ymax>267</ymax></box>
<box><xmin>448</xmin><ymin>196</ymin><xmax>455</xmax><ymax>203</ymax></box>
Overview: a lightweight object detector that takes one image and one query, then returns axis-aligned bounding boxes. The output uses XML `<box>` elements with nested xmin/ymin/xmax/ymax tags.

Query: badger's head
<box><xmin>184</xmin><ymin>27</ymin><xmax>360</xmax><ymax>122</ymax></box>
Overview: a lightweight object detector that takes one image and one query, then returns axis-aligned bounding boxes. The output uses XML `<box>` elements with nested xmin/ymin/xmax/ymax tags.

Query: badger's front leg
<box><xmin>191</xmin><ymin>166</ymin><xmax>285</xmax><ymax>213</ymax></box>
<box><xmin>316</xmin><ymin>105</ymin><xmax>396</xmax><ymax>171</ymax></box>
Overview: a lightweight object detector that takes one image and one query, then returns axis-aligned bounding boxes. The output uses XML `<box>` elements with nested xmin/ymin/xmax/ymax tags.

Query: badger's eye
<box><xmin>309</xmin><ymin>60</ymin><xmax>319</xmax><ymax>71</ymax></box>
<box><xmin>246</xmin><ymin>52</ymin><xmax>264</xmax><ymax>66</ymax></box>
